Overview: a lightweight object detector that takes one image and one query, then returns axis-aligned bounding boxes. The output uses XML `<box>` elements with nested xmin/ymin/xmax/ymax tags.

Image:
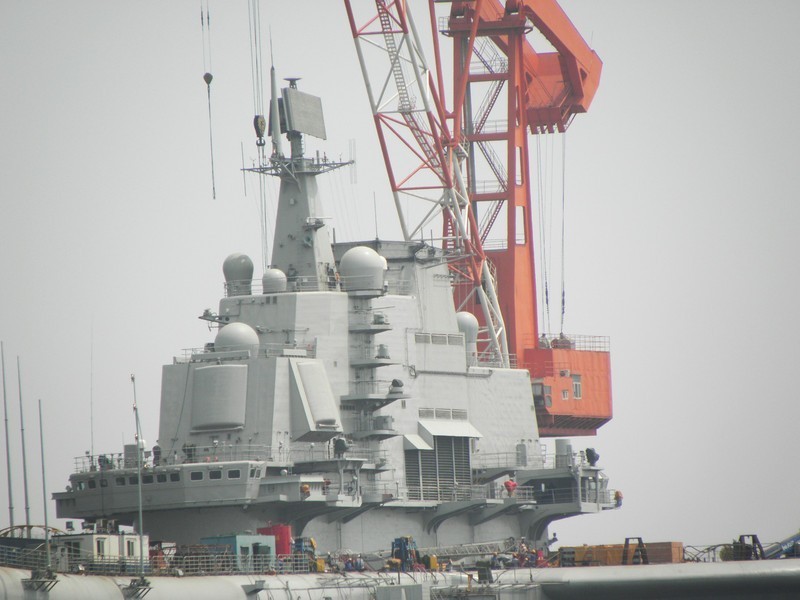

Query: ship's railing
<box><xmin>290</xmin><ymin>442</ymin><xmax>388</xmax><ymax>466</ymax></box>
<box><xmin>350</xmin><ymin>345</ymin><xmax>397</xmax><ymax>363</ymax></box>
<box><xmin>358</xmin><ymin>482</ymin><xmax>398</xmax><ymax>499</ymax></box>
<box><xmin>0</xmin><ymin>543</ymin><xmax>326</xmax><ymax>576</ymax></box>
<box><xmin>472</xmin><ymin>451</ymin><xmax>548</xmax><ymax>470</ymax></box>
<box><xmin>395</xmin><ymin>482</ymin><xmax>614</xmax><ymax>506</ymax></box>
<box><xmin>475</xmin><ymin>352</ymin><xmax>518</xmax><ymax>368</ymax></box>
<box><xmin>403</xmin><ymin>483</ymin><xmax>542</xmax><ymax>502</ymax></box>
<box><xmin>344</xmin><ymin>378</ymin><xmax>403</xmax><ymax>397</ymax></box>
<box><xmin>178</xmin><ymin>341</ymin><xmax>317</xmax><ymax>362</ymax></box>
<box><xmin>343</xmin><ymin>415</ymin><xmax>398</xmax><ymax>434</ymax></box>
<box><xmin>223</xmin><ymin>276</ymin><xmax>413</xmax><ymax>297</ymax></box>
<box><xmin>472</xmin><ymin>449</ymin><xmax>604</xmax><ymax>472</ymax></box>
<box><xmin>70</xmin><ymin>444</ymin><xmax>287</xmax><ymax>473</ymax></box>
<box><xmin>70</xmin><ymin>440</ymin><xmax>388</xmax><ymax>474</ymax></box>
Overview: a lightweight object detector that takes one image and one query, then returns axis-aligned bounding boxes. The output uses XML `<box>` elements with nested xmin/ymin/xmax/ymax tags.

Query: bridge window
<box><xmin>170</xmin><ymin>472</ymin><xmax>181</xmax><ymax>482</ymax></box>
<box><xmin>572</xmin><ymin>374</ymin><xmax>582</xmax><ymax>399</ymax></box>
<box><xmin>190</xmin><ymin>471</ymin><xmax>203</xmax><ymax>481</ymax></box>
<box><xmin>209</xmin><ymin>470</ymin><xmax>222</xmax><ymax>480</ymax></box>
<box><xmin>228</xmin><ymin>469</ymin><xmax>241</xmax><ymax>479</ymax></box>
<box><xmin>156</xmin><ymin>473</ymin><xmax>167</xmax><ymax>483</ymax></box>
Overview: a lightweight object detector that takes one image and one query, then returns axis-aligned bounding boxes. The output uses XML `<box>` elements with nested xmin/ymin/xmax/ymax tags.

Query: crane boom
<box><xmin>344</xmin><ymin>1</ymin><xmax>611</xmax><ymax>434</ymax></box>
<box><xmin>344</xmin><ymin>0</ymin><xmax>509</xmax><ymax>366</ymax></box>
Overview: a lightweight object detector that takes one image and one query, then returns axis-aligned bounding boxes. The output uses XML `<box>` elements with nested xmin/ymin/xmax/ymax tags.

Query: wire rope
<box><xmin>535</xmin><ymin>135</ymin><xmax>551</xmax><ymax>334</ymax></box>
<box><xmin>201</xmin><ymin>1</ymin><xmax>216</xmax><ymax>199</ymax></box>
<box><xmin>248</xmin><ymin>0</ymin><xmax>272</xmax><ymax>271</ymax></box>
<box><xmin>559</xmin><ymin>133</ymin><xmax>567</xmax><ymax>334</ymax></box>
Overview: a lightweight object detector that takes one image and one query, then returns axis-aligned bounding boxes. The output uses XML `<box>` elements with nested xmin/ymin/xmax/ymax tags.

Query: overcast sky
<box><xmin>1</xmin><ymin>1</ymin><xmax>798</xmax><ymax>550</ymax></box>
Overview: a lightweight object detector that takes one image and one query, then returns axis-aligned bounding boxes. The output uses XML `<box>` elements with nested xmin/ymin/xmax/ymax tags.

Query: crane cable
<box><xmin>201</xmin><ymin>1</ymin><xmax>216</xmax><ymax>199</ymax></box>
<box><xmin>535</xmin><ymin>135</ymin><xmax>551</xmax><ymax>334</ymax></box>
<box><xmin>248</xmin><ymin>0</ymin><xmax>272</xmax><ymax>271</ymax></box>
<box><xmin>535</xmin><ymin>133</ymin><xmax>569</xmax><ymax>336</ymax></box>
<box><xmin>559</xmin><ymin>133</ymin><xmax>567</xmax><ymax>335</ymax></box>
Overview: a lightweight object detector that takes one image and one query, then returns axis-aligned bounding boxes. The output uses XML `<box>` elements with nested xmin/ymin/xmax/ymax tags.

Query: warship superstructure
<box><xmin>53</xmin><ymin>74</ymin><xmax>616</xmax><ymax>552</ymax></box>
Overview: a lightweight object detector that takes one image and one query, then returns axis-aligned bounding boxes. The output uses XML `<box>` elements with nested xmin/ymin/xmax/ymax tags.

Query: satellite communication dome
<box><xmin>223</xmin><ymin>253</ymin><xmax>254</xmax><ymax>296</ymax></box>
<box><xmin>223</xmin><ymin>253</ymin><xmax>254</xmax><ymax>283</ymax></box>
<box><xmin>339</xmin><ymin>246</ymin><xmax>386</xmax><ymax>291</ymax></box>
<box><xmin>215</xmin><ymin>322</ymin><xmax>259</xmax><ymax>352</ymax></box>
<box><xmin>262</xmin><ymin>268</ymin><xmax>288</xmax><ymax>293</ymax></box>
<box><xmin>456</xmin><ymin>311</ymin><xmax>479</xmax><ymax>343</ymax></box>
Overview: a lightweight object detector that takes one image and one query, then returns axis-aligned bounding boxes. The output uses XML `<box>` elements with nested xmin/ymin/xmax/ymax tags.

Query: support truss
<box><xmin>344</xmin><ymin>0</ymin><xmax>508</xmax><ymax>366</ymax></box>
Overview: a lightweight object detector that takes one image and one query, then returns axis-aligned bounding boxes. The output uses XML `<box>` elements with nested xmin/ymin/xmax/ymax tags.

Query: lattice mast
<box><xmin>344</xmin><ymin>0</ymin><xmax>509</xmax><ymax>366</ymax></box>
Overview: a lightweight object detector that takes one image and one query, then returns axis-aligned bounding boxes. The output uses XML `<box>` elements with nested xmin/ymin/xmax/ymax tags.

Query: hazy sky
<box><xmin>1</xmin><ymin>1</ymin><xmax>798</xmax><ymax>550</ymax></box>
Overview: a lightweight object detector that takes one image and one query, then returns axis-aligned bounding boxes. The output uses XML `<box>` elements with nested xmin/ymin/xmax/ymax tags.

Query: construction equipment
<box><xmin>391</xmin><ymin>537</ymin><xmax>419</xmax><ymax>571</ymax></box>
<box><xmin>345</xmin><ymin>0</ymin><xmax>611</xmax><ymax>436</ymax></box>
<box><xmin>621</xmin><ymin>537</ymin><xmax>650</xmax><ymax>565</ymax></box>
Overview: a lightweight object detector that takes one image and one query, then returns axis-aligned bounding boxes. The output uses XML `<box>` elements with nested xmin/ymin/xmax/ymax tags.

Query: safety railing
<box><xmin>0</xmin><ymin>544</ymin><xmax>326</xmax><ymax>576</ymax></box>
<box><xmin>179</xmin><ymin>341</ymin><xmax>318</xmax><ymax>362</ymax></box>
<box><xmin>71</xmin><ymin>444</ymin><xmax>287</xmax><ymax>473</ymax></box>
<box><xmin>472</xmin><ymin>451</ymin><xmax>548</xmax><ymax>470</ymax></box>
<box><xmin>344</xmin><ymin>378</ymin><xmax>402</xmax><ymax>397</ymax></box>
<box><xmin>71</xmin><ymin>440</ymin><xmax>389</xmax><ymax>475</ymax></box>
<box><xmin>475</xmin><ymin>352</ymin><xmax>518</xmax><ymax>368</ymax></box>
<box><xmin>472</xmin><ymin>449</ymin><xmax>601</xmax><ymax>472</ymax></box>
<box><xmin>525</xmin><ymin>333</ymin><xmax>611</xmax><ymax>352</ymax></box>
<box><xmin>289</xmin><ymin>442</ymin><xmax>388</xmax><ymax>466</ymax></box>
<box><xmin>223</xmin><ymin>276</ymin><xmax>414</xmax><ymax>297</ymax></box>
<box><xmin>404</xmin><ymin>484</ymin><xmax>493</xmax><ymax>502</ymax></box>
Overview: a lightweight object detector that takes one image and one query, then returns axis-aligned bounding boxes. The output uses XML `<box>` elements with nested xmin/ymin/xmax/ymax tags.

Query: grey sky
<box><xmin>1</xmin><ymin>0</ymin><xmax>798</xmax><ymax>549</ymax></box>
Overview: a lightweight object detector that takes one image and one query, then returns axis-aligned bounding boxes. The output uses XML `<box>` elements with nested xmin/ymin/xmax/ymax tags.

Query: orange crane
<box><xmin>345</xmin><ymin>0</ymin><xmax>611</xmax><ymax>436</ymax></box>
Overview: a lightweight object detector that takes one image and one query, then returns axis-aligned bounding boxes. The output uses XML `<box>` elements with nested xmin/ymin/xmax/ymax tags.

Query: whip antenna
<box><xmin>1</xmin><ymin>342</ymin><xmax>13</xmax><ymax>529</ymax></box>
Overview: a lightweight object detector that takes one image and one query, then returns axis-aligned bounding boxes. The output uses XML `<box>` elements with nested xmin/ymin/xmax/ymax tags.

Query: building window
<box><xmin>572</xmin><ymin>374</ymin><xmax>582</xmax><ymax>399</ymax></box>
<box><xmin>96</xmin><ymin>538</ymin><xmax>106</xmax><ymax>556</ymax></box>
<box><xmin>127</xmin><ymin>540</ymin><xmax>135</xmax><ymax>556</ymax></box>
<box><xmin>190</xmin><ymin>471</ymin><xmax>203</xmax><ymax>481</ymax></box>
<box><xmin>227</xmin><ymin>469</ymin><xmax>241</xmax><ymax>479</ymax></box>
<box><xmin>562</xmin><ymin>389</ymin><xmax>569</xmax><ymax>400</ymax></box>
<box><xmin>209</xmin><ymin>470</ymin><xmax>222</xmax><ymax>480</ymax></box>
